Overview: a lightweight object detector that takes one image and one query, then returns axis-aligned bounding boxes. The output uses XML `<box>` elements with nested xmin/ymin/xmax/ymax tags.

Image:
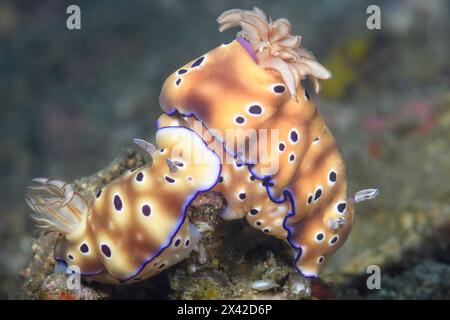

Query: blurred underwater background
<box><xmin>0</xmin><ymin>0</ymin><xmax>449</xmax><ymax>299</ymax></box>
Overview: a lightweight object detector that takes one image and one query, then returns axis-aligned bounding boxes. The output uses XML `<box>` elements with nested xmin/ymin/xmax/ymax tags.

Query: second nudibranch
<box><xmin>26</xmin><ymin>127</ymin><xmax>221</xmax><ymax>284</ymax></box>
<box><xmin>157</xmin><ymin>113</ymin><xmax>291</xmax><ymax>241</ymax></box>
<box><xmin>159</xmin><ymin>7</ymin><xmax>378</xmax><ymax>277</ymax></box>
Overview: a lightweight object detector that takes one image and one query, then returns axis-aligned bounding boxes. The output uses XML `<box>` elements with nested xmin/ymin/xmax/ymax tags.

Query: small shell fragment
<box><xmin>251</xmin><ymin>279</ymin><xmax>280</xmax><ymax>291</ymax></box>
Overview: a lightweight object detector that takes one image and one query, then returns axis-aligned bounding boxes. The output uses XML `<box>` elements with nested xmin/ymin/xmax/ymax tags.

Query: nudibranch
<box><xmin>157</xmin><ymin>113</ymin><xmax>290</xmax><ymax>241</ymax></box>
<box><xmin>25</xmin><ymin>7</ymin><xmax>379</xmax><ymax>285</ymax></box>
<box><xmin>26</xmin><ymin>127</ymin><xmax>221</xmax><ymax>284</ymax></box>
<box><xmin>159</xmin><ymin>7</ymin><xmax>378</xmax><ymax>277</ymax></box>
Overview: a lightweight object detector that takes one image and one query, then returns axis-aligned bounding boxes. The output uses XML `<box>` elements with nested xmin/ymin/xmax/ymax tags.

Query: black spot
<box><xmin>218</xmin><ymin>176</ymin><xmax>224</xmax><ymax>183</ymax></box>
<box><xmin>142</xmin><ymin>204</ymin><xmax>151</xmax><ymax>217</ymax></box>
<box><xmin>68</xmin><ymin>254</ymin><xmax>74</xmax><ymax>260</ymax></box>
<box><xmin>256</xmin><ymin>221</ymin><xmax>262</xmax><ymax>226</ymax></box>
<box><xmin>223</xmin><ymin>40</ymin><xmax>233</xmax><ymax>45</ymax></box>
<box><xmin>136</xmin><ymin>172</ymin><xmax>144</xmax><ymax>182</ymax></box>
<box><xmin>101</xmin><ymin>244</ymin><xmax>111</xmax><ymax>258</ymax></box>
<box><xmin>114</xmin><ymin>195</ymin><xmax>123</xmax><ymax>211</ymax></box>
<box><xmin>279</xmin><ymin>143</ymin><xmax>285</xmax><ymax>151</ymax></box>
<box><xmin>313</xmin><ymin>137</ymin><xmax>319</xmax><ymax>143</ymax></box>
<box><xmin>307</xmin><ymin>195</ymin><xmax>313</xmax><ymax>204</ymax></box>
<box><xmin>175</xmin><ymin>78</ymin><xmax>181</xmax><ymax>86</ymax></box>
<box><xmin>178</xmin><ymin>69</ymin><xmax>187</xmax><ymax>75</ymax></box>
<box><xmin>239</xmin><ymin>193</ymin><xmax>246</xmax><ymax>200</ymax></box>
<box><xmin>160</xmin><ymin>148</ymin><xmax>165</xmax><ymax>152</ymax></box>
<box><xmin>316</xmin><ymin>233</ymin><xmax>324</xmax><ymax>241</ymax></box>
<box><xmin>80</xmin><ymin>243</ymin><xmax>89</xmax><ymax>253</ymax></box>
<box><xmin>250</xmin><ymin>209</ymin><xmax>259</xmax><ymax>215</ymax></box>
<box><xmin>119</xmin><ymin>280</ymin><xmax>127</xmax><ymax>284</ymax></box>
<box><xmin>262</xmin><ymin>177</ymin><xmax>273</xmax><ymax>187</ymax></box>
<box><xmin>174</xmin><ymin>239</ymin><xmax>181</xmax><ymax>247</ymax></box>
<box><xmin>318</xmin><ymin>256</ymin><xmax>324</xmax><ymax>263</ymax></box>
<box><xmin>235</xmin><ymin>116</ymin><xmax>245</xmax><ymax>124</ymax></box>
<box><xmin>236</xmin><ymin>161</ymin><xmax>243</xmax><ymax>168</ymax></box>
<box><xmin>304</xmin><ymin>90</ymin><xmax>310</xmax><ymax>100</ymax></box>
<box><xmin>290</xmin><ymin>130</ymin><xmax>298</xmax><ymax>142</ymax></box>
<box><xmin>250</xmin><ymin>175</ymin><xmax>256</xmax><ymax>181</ymax></box>
<box><xmin>329</xmin><ymin>171</ymin><xmax>337</xmax><ymax>182</ymax></box>
<box><xmin>337</xmin><ymin>202</ymin><xmax>347</xmax><ymax>213</ymax></box>
<box><xmin>248</xmin><ymin>104</ymin><xmax>262</xmax><ymax>115</ymax></box>
<box><xmin>185</xmin><ymin>239</ymin><xmax>190</xmax><ymax>247</ymax></box>
<box><xmin>274</xmin><ymin>85</ymin><xmax>286</xmax><ymax>93</ymax></box>
<box><xmin>165</xmin><ymin>176</ymin><xmax>175</xmax><ymax>183</ymax></box>
<box><xmin>289</xmin><ymin>154</ymin><xmax>296</xmax><ymax>161</ymax></box>
<box><xmin>158</xmin><ymin>263</ymin><xmax>166</xmax><ymax>269</ymax></box>
<box><xmin>263</xmin><ymin>228</ymin><xmax>270</xmax><ymax>233</ymax></box>
<box><xmin>175</xmin><ymin>162</ymin><xmax>184</xmax><ymax>167</ymax></box>
<box><xmin>191</xmin><ymin>56</ymin><xmax>204</xmax><ymax>68</ymax></box>
<box><xmin>314</xmin><ymin>188</ymin><xmax>322</xmax><ymax>201</ymax></box>
<box><xmin>330</xmin><ymin>236</ymin><xmax>338</xmax><ymax>244</ymax></box>
<box><xmin>95</xmin><ymin>190</ymin><xmax>102</xmax><ymax>198</ymax></box>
